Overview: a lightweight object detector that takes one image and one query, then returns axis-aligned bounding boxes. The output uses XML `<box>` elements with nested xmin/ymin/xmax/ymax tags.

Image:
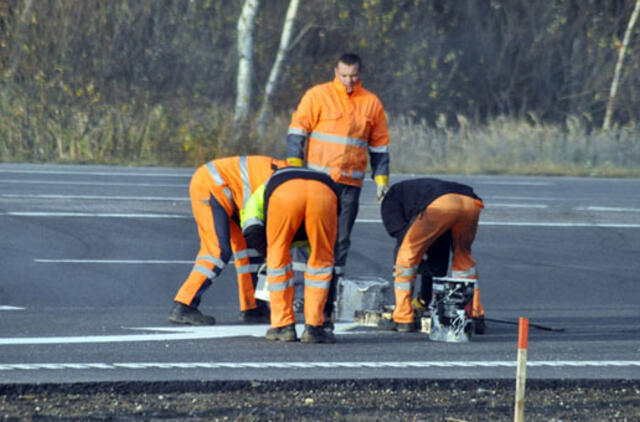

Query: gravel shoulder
<box><xmin>2</xmin><ymin>379</ymin><xmax>640</xmax><ymax>421</ymax></box>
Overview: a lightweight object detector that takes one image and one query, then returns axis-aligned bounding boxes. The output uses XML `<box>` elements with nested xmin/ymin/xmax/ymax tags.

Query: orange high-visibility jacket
<box><xmin>202</xmin><ymin>155</ymin><xmax>287</xmax><ymax>216</ymax></box>
<box><xmin>287</xmin><ymin>77</ymin><xmax>390</xmax><ymax>187</ymax></box>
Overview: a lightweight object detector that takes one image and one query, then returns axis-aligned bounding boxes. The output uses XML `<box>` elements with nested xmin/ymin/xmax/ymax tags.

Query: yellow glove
<box><xmin>286</xmin><ymin>157</ymin><xmax>303</xmax><ymax>167</ymax></box>
<box><xmin>374</xmin><ymin>175</ymin><xmax>389</xmax><ymax>204</ymax></box>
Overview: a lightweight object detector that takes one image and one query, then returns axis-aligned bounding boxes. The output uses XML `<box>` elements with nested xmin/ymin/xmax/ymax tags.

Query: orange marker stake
<box><xmin>514</xmin><ymin>317</ymin><xmax>529</xmax><ymax>422</ymax></box>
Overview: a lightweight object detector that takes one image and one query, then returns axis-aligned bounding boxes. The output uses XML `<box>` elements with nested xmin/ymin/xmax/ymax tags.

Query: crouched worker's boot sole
<box><xmin>301</xmin><ymin>324</ymin><xmax>336</xmax><ymax>344</ymax></box>
<box><xmin>168</xmin><ymin>303</ymin><xmax>216</xmax><ymax>326</ymax></box>
<box><xmin>266</xmin><ymin>324</ymin><xmax>298</xmax><ymax>342</ymax></box>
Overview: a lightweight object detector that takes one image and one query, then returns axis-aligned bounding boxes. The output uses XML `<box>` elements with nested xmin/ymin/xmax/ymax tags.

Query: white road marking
<box><xmin>0</xmin><ymin>179</ymin><xmax>185</xmax><ymax>187</ymax></box>
<box><xmin>477</xmin><ymin>181</ymin><xmax>552</xmax><ymax>186</ymax></box>
<box><xmin>0</xmin><ymin>306</ymin><xmax>25</xmax><ymax>311</ymax></box>
<box><xmin>1</xmin><ymin>360</ymin><xmax>639</xmax><ymax>371</ymax></box>
<box><xmin>577</xmin><ymin>206</ymin><xmax>640</xmax><ymax>213</ymax></box>
<box><xmin>34</xmin><ymin>259</ymin><xmax>192</xmax><ymax>264</ymax></box>
<box><xmin>485</xmin><ymin>203</ymin><xmax>548</xmax><ymax>209</ymax></box>
<box><xmin>0</xmin><ymin>169</ymin><xmax>190</xmax><ymax>177</ymax></box>
<box><xmin>1</xmin><ymin>194</ymin><xmax>188</xmax><ymax>201</ymax></box>
<box><xmin>356</xmin><ymin>219</ymin><xmax>640</xmax><ymax>228</ymax></box>
<box><xmin>4</xmin><ymin>212</ymin><xmax>187</xmax><ymax>218</ymax></box>
<box><xmin>0</xmin><ymin>324</ymin><xmax>359</xmax><ymax>346</ymax></box>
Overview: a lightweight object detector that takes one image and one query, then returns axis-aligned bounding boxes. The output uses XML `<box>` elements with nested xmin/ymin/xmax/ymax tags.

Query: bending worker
<box><xmin>241</xmin><ymin>167</ymin><xmax>338</xmax><ymax>344</ymax></box>
<box><xmin>286</xmin><ymin>52</ymin><xmax>390</xmax><ymax>279</ymax></box>
<box><xmin>378</xmin><ymin>178</ymin><xmax>486</xmax><ymax>333</ymax></box>
<box><xmin>169</xmin><ymin>155</ymin><xmax>287</xmax><ymax>326</ymax></box>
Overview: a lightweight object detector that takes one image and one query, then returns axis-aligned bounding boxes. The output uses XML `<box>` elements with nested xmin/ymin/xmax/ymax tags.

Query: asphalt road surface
<box><xmin>1</xmin><ymin>163</ymin><xmax>639</xmax><ymax>385</ymax></box>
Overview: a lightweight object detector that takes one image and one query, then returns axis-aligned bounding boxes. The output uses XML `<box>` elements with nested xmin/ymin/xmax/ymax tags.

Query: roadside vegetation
<box><xmin>1</xmin><ymin>0</ymin><xmax>639</xmax><ymax>176</ymax></box>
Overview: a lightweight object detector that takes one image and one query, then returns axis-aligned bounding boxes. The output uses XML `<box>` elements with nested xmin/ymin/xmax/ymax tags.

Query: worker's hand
<box><xmin>286</xmin><ymin>157</ymin><xmax>303</xmax><ymax>167</ymax></box>
<box><xmin>374</xmin><ymin>175</ymin><xmax>389</xmax><ymax>204</ymax></box>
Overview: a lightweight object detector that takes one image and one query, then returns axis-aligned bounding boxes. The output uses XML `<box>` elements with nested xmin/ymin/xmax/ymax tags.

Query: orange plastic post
<box><xmin>514</xmin><ymin>317</ymin><xmax>529</xmax><ymax>422</ymax></box>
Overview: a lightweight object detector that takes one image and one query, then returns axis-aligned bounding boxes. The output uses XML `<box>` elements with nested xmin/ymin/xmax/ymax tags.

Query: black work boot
<box><xmin>265</xmin><ymin>324</ymin><xmax>298</xmax><ymax>342</ymax></box>
<box><xmin>301</xmin><ymin>324</ymin><xmax>336</xmax><ymax>344</ymax></box>
<box><xmin>239</xmin><ymin>300</ymin><xmax>270</xmax><ymax>323</ymax></box>
<box><xmin>168</xmin><ymin>302</ymin><xmax>216</xmax><ymax>325</ymax></box>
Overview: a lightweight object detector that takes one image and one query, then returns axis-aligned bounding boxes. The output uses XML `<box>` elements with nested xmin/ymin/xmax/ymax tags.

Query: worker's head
<box><xmin>335</xmin><ymin>53</ymin><xmax>361</xmax><ymax>94</ymax></box>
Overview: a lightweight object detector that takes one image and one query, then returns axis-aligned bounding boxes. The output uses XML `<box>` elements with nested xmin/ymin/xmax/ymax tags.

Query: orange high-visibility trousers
<box><xmin>393</xmin><ymin>194</ymin><xmax>484</xmax><ymax>323</ymax></box>
<box><xmin>173</xmin><ymin>166</ymin><xmax>258</xmax><ymax>311</ymax></box>
<box><xmin>266</xmin><ymin>179</ymin><xmax>338</xmax><ymax>328</ymax></box>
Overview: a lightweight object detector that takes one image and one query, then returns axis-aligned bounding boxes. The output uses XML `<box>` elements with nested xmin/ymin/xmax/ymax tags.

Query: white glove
<box><xmin>376</xmin><ymin>183</ymin><xmax>388</xmax><ymax>204</ymax></box>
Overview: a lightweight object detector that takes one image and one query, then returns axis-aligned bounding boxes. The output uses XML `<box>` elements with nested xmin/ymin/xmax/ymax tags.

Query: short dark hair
<box><xmin>338</xmin><ymin>53</ymin><xmax>361</xmax><ymax>69</ymax></box>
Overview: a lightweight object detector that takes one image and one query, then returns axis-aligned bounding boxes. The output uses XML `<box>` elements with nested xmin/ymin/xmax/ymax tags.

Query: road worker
<box><xmin>377</xmin><ymin>178</ymin><xmax>486</xmax><ymax>333</ymax></box>
<box><xmin>286</xmin><ymin>52</ymin><xmax>390</xmax><ymax>280</ymax></box>
<box><xmin>169</xmin><ymin>155</ymin><xmax>287</xmax><ymax>325</ymax></box>
<box><xmin>241</xmin><ymin>167</ymin><xmax>339</xmax><ymax>343</ymax></box>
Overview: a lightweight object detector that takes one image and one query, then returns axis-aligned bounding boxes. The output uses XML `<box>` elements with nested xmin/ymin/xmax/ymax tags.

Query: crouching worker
<box><xmin>241</xmin><ymin>167</ymin><xmax>339</xmax><ymax>343</ymax></box>
<box><xmin>378</xmin><ymin>178</ymin><xmax>485</xmax><ymax>333</ymax></box>
<box><xmin>170</xmin><ymin>156</ymin><xmax>287</xmax><ymax>325</ymax></box>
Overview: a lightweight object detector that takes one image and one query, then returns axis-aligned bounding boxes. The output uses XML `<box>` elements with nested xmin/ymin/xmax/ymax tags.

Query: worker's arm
<box><xmin>240</xmin><ymin>184</ymin><xmax>267</xmax><ymax>257</ymax></box>
<box><xmin>368</xmin><ymin>100</ymin><xmax>390</xmax><ymax>203</ymax></box>
<box><xmin>286</xmin><ymin>89</ymin><xmax>320</xmax><ymax>166</ymax></box>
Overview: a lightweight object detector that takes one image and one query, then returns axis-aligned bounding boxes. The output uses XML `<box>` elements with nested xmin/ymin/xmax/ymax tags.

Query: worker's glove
<box><xmin>374</xmin><ymin>175</ymin><xmax>389</xmax><ymax>204</ymax></box>
<box><xmin>286</xmin><ymin>157</ymin><xmax>303</xmax><ymax>167</ymax></box>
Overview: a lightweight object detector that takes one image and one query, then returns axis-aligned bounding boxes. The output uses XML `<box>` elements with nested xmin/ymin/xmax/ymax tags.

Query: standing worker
<box><xmin>378</xmin><ymin>178</ymin><xmax>486</xmax><ymax>333</ymax></box>
<box><xmin>286</xmin><ymin>52</ymin><xmax>390</xmax><ymax>279</ymax></box>
<box><xmin>169</xmin><ymin>155</ymin><xmax>287</xmax><ymax>325</ymax></box>
<box><xmin>241</xmin><ymin>167</ymin><xmax>339</xmax><ymax>343</ymax></box>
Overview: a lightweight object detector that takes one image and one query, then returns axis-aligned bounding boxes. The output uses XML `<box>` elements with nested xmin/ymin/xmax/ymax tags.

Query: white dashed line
<box><xmin>1</xmin><ymin>360</ymin><xmax>639</xmax><ymax>371</ymax></box>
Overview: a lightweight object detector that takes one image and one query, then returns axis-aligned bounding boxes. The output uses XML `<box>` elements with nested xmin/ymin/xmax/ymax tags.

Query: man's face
<box><xmin>334</xmin><ymin>62</ymin><xmax>360</xmax><ymax>94</ymax></box>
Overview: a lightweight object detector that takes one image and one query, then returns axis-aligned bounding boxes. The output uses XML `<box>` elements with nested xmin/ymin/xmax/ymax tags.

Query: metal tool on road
<box><xmin>428</xmin><ymin>277</ymin><xmax>476</xmax><ymax>342</ymax></box>
<box><xmin>479</xmin><ymin>317</ymin><xmax>565</xmax><ymax>332</ymax></box>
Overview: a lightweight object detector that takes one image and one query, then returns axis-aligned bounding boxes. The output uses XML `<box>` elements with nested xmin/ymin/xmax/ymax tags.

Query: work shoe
<box><xmin>168</xmin><ymin>302</ymin><xmax>216</xmax><ymax>326</ymax></box>
<box><xmin>377</xmin><ymin>318</ymin><xmax>417</xmax><ymax>333</ymax></box>
<box><xmin>239</xmin><ymin>301</ymin><xmax>270</xmax><ymax>323</ymax></box>
<box><xmin>265</xmin><ymin>324</ymin><xmax>298</xmax><ymax>342</ymax></box>
<box><xmin>301</xmin><ymin>324</ymin><xmax>336</xmax><ymax>344</ymax></box>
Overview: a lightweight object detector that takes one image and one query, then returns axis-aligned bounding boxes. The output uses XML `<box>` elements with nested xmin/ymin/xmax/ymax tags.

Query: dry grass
<box><xmin>1</xmin><ymin>89</ymin><xmax>639</xmax><ymax>176</ymax></box>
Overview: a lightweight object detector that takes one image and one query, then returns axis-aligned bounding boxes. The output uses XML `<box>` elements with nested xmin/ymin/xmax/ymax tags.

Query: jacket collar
<box><xmin>332</xmin><ymin>77</ymin><xmax>363</xmax><ymax>96</ymax></box>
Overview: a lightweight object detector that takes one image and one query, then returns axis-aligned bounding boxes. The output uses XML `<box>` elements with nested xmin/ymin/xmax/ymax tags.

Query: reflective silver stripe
<box><xmin>394</xmin><ymin>280</ymin><xmax>412</xmax><ymax>291</ymax></box>
<box><xmin>239</xmin><ymin>156</ymin><xmax>252</xmax><ymax>208</ymax></box>
<box><xmin>345</xmin><ymin>169</ymin><xmax>365</xmax><ymax>180</ymax></box>
<box><xmin>267</xmin><ymin>264</ymin><xmax>293</xmax><ymax>277</ymax></box>
<box><xmin>307</xmin><ymin>163</ymin><xmax>364</xmax><ymax>181</ymax></box>
<box><xmin>288</xmin><ymin>127</ymin><xmax>308</xmax><ymax>136</ymax></box>
<box><xmin>236</xmin><ymin>264</ymin><xmax>256</xmax><ymax>274</ymax></box>
<box><xmin>452</xmin><ymin>267</ymin><xmax>477</xmax><ymax>278</ymax></box>
<box><xmin>205</xmin><ymin>162</ymin><xmax>225</xmax><ymax>185</ymax></box>
<box><xmin>310</xmin><ymin>131</ymin><xmax>368</xmax><ymax>149</ymax></box>
<box><xmin>268</xmin><ymin>278</ymin><xmax>295</xmax><ymax>291</ymax></box>
<box><xmin>246</xmin><ymin>249</ymin><xmax>262</xmax><ymax>257</ymax></box>
<box><xmin>305</xmin><ymin>265</ymin><xmax>333</xmax><ymax>276</ymax></box>
<box><xmin>242</xmin><ymin>217</ymin><xmax>264</xmax><ymax>229</ymax></box>
<box><xmin>193</xmin><ymin>265</ymin><xmax>217</xmax><ymax>279</ymax></box>
<box><xmin>234</xmin><ymin>250</ymin><xmax>250</xmax><ymax>260</ymax></box>
<box><xmin>304</xmin><ymin>279</ymin><xmax>329</xmax><ymax>289</ymax></box>
<box><xmin>196</xmin><ymin>255</ymin><xmax>225</xmax><ymax>268</ymax></box>
<box><xmin>205</xmin><ymin>162</ymin><xmax>234</xmax><ymax>205</ymax></box>
<box><xmin>368</xmin><ymin>145</ymin><xmax>389</xmax><ymax>153</ymax></box>
<box><xmin>394</xmin><ymin>265</ymin><xmax>417</xmax><ymax>277</ymax></box>
<box><xmin>235</xmin><ymin>249</ymin><xmax>263</xmax><ymax>260</ymax></box>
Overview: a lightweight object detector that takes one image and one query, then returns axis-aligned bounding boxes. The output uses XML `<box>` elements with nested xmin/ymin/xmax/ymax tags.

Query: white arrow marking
<box><xmin>0</xmin><ymin>323</ymin><xmax>360</xmax><ymax>346</ymax></box>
